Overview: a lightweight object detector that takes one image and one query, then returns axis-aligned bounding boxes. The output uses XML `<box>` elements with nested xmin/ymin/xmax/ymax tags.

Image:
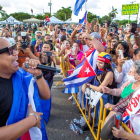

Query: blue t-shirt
<box><xmin>30</xmin><ymin>40</ymin><xmax>43</xmax><ymax>52</ymax></box>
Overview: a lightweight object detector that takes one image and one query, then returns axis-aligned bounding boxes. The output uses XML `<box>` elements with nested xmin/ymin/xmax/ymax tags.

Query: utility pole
<box><xmin>129</xmin><ymin>1</ymin><xmax>136</xmax><ymax>23</ymax></box>
<box><xmin>48</xmin><ymin>0</ymin><xmax>52</xmax><ymax>16</ymax></box>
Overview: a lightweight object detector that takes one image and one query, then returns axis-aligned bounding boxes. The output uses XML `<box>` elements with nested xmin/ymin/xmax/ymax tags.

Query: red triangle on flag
<box><xmin>77</xmin><ymin>58</ymin><xmax>96</xmax><ymax>78</ymax></box>
<box><xmin>46</xmin><ymin>15</ymin><xmax>50</xmax><ymax>22</ymax></box>
<box><xmin>68</xmin><ymin>69</ymin><xmax>74</xmax><ymax>76</ymax></box>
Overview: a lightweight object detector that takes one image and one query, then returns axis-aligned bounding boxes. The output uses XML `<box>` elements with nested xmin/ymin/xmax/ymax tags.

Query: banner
<box><xmin>122</xmin><ymin>4</ymin><xmax>139</xmax><ymax>15</ymax></box>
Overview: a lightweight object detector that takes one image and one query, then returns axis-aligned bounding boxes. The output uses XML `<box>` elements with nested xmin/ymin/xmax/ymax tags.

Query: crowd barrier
<box><xmin>72</xmin><ymin>92</ymin><xmax>134</xmax><ymax>140</ymax></box>
<box><xmin>56</xmin><ymin>54</ymin><xmax>134</xmax><ymax>139</ymax></box>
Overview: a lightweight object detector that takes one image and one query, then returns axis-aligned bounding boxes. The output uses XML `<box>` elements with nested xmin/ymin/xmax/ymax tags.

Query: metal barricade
<box><xmin>72</xmin><ymin>92</ymin><xmax>104</xmax><ymax>140</ymax></box>
<box><xmin>100</xmin><ymin>108</ymin><xmax>133</xmax><ymax>140</ymax></box>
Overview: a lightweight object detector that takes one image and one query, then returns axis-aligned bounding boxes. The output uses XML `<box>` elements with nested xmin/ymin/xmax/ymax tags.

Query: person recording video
<box><xmin>15</xmin><ymin>32</ymin><xmax>40</xmax><ymax>67</ymax></box>
<box><xmin>31</xmin><ymin>31</ymin><xmax>43</xmax><ymax>52</ymax></box>
<box><xmin>40</xmin><ymin>42</ymin><xmax>60</xmax><ymax>89</ymax></box>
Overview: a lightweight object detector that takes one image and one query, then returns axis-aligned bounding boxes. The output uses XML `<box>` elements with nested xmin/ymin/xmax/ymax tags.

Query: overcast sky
<box><xmin>1</xmin><ymin>0</ymin><xmax>140</xmax><ymax>21</ymax></box>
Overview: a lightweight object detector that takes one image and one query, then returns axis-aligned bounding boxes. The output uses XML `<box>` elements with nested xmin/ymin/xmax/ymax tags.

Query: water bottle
<box><xmin>85</xmin><ymin>136</ymin><xmax>90</xmax><ymax>140</ymax></box>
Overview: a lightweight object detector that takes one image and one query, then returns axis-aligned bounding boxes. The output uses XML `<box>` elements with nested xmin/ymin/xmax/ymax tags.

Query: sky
<box><xmin>1</xmin><ymin>0</ymin><xmax>140</xmax><ymax>21</ymax></box>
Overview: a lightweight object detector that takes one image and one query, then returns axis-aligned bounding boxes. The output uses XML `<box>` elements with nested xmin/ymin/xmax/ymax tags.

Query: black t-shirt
<box><xmin>0</xmin><ymin>76</ymin><xmax>13</xmax><ymax>127</ymax></box>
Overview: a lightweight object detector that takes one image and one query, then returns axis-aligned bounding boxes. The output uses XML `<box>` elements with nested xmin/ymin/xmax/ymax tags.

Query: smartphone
<box><xmin>43</xmin><ymin>51</ymin><xmax>52</xmax><ymax>56</ymax></box>
<box><xmin>131</xmin><ymin>23</ymin><xmax>137</xmax><ymax>34</ymax></box>
<box><xmin>62</xmin><ymin>42</ymin><xmax>66</xmax><ymax>47</ymax></box>
<box><xmin>118</xmin><ymin>50</ymin><xmax>124</xmax><ymax>59</ymax></box>
<box><xmin>97</xmin><ymin>16</ymin><xmax>100</xmax><ymax>20</ymax></box>
<box><xmin>108</xmin><ymin>27</ymin><xmax>114</xmax><ymax>35</ymax></box>
<box><xmin>48</xmin><ymin>40</ymin><xmax>53</xmax><ymax>43</ymax></box>
<box><xmin>8</xmin><ymin>24</ymin><xmax>10</xmax><ymax>29</ymax></box>
<box><xmin>67</xmin><ymin>30</ymin><xmax>72</xmax><ymax>34</ymax></box>
<box><xmin>37</xmin><ymin>36</ymin><xmax>42</xmax><ymax>40</ymax></box>
<box><xmin>72</xmin><ymin>47</ymin><xmax>76</xmax><ymax>55</ymax></box>
<box><xmin>126</xmin><ymin>24</ymin><xmax>130</xmax><ymax>33</ymax></box>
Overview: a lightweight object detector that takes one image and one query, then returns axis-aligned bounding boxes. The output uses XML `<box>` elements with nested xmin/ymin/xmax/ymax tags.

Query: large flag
<box><xmin>44</xmin><ymin>15</ymin><xmax>50</xmax><ymax>26</ymax></box>
<box><xmin>63</xmin><ymin>48</ymin><xmax>96</xmax><ymax>88</ymax></box>
<box><xmin>79</xmin><ymin>11</ymin><xmax>87</xmax><ymax>32</ymax></box>
<box><xmin>7</xmin><ymin>68</ymin><xmax>48</xmax><ymax>140</ymax></box>
<box><xmin>74</xmin><ymin>0</ymin><xmax>87</xmax><ymax>16</ymax></box>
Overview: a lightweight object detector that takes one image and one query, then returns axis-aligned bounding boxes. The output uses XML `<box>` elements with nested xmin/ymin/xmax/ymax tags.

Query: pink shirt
<box><xmin>69</xmin><ymin>51</ymin><xmax>84</xmax><ymax>67</ymax></box>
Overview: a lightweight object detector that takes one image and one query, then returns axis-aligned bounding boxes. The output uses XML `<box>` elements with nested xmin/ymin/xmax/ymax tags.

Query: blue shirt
<box><xmin>30</xmin><ymin>40</ymin><xmax>43</xmax><ymax>52</ymax></box>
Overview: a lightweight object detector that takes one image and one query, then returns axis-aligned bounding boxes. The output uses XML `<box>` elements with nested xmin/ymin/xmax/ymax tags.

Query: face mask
<box><xmin>127</xmin><ymin>75</ymin><xmax>138</xmax><ymax>83</ymax></box>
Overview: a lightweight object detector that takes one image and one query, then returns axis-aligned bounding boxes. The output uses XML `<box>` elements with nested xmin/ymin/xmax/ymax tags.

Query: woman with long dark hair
<box><xmin>110</xmin><ymin>41</ymin><xmax>130</xmax><ymax>69</ymax></box>
<box><xmin>82</xmin><ymin>52</ymin><xmax>116</xmax><ymax>127</ymax></box>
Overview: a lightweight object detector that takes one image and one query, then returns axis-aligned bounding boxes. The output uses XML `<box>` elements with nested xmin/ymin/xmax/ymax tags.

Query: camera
<box><xmin>20</xmin><ymin>32</ymin><xmax>29</xmax><ymax>49</ymax></box>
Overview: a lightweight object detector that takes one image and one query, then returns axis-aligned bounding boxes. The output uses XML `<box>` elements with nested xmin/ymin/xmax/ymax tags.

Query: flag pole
<box><xmin>85</xmin><ymin>0</ymin><xmax>87</xmax><ymax>32</ymax></box>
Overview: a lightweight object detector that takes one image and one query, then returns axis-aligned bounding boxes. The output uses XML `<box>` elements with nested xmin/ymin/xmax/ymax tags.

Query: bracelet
<box><xmin>29</xmin><ymin>113</ymin><xmax>38</xmax><ymax>127</ymax></box>
<box><xmin>33</xmin><ymin>73</ymin><xmax>43</xmax><ymax>80</ymax></box>
<box><xmin>134</xmin><ymin>35</ymin><xmax>140</xmax><ymax>38</ymax></box>
<box><xmin>54</xmin><ymin>56</ymin><xmax>58</xmax><ymax>59</ymax></box>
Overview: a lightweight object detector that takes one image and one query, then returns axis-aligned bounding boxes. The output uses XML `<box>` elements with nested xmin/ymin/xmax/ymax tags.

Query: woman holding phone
<box><xmin>40</xmin><ymin>42</ymin><xmax>60</xmax><ymax>88</ymax></box>
<box><xmin>64</xmin><ymin>41</ymin><xmax>84</xmax><ymax>69</ymax></box>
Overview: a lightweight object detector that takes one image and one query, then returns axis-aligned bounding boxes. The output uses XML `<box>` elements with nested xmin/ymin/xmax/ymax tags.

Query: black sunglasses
<box><xmin>0</xmin><ymin>43</ymin><xmax>17</xmax><ymax>55</ymax></box>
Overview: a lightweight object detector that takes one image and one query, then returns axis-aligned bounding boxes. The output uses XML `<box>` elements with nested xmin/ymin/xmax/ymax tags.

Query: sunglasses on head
<box><xmin>0</xmin><ymin>43</ymin><xmax>17</xmax><ymax>55</ymax></box>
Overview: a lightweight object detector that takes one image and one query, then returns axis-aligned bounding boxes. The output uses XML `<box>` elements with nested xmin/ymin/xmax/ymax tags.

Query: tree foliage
<box><xmin>53</xmin><ymin>7</ymin><xmax>72</xmax><ymax>21</ymax></box>
<box><xmin>0</xmin><ymin>5</ymin><xmax>7</xmax><ymax>20</ymax></box>
<box><xmin>87</xmin><ymin>12</ymin><xmax>97</xmax><ymax>23</ymax></box>
<box><xmin>10</xmin><ymin>12</ymin><xmax>31</xmax><ymax>21</ymax></box>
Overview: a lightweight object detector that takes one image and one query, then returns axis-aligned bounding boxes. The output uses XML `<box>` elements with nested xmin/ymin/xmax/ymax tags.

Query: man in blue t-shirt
<box><xmin>30</xmin><ymin>31</ymin><xmax>43</xmax><ymax>52</ymax></box>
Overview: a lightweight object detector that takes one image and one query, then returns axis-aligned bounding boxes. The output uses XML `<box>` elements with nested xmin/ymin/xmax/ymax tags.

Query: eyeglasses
<box><xmin>0</xmin><ymin>43</ymin><xmax>17</xmax><ymax>55</ymax></box>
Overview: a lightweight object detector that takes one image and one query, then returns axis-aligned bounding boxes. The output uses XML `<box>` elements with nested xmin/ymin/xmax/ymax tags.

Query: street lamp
<box><xmin>48</xmin><ymin>0</ymin><xmax>52</xmax><ymax>16</ymax></box>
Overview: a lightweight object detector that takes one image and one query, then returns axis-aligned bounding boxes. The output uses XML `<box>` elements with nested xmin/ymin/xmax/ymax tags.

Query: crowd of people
<box><xmin>0</xmin><ymin>19</ymin><xmax>140</xmax><ymax>140</ymax></box>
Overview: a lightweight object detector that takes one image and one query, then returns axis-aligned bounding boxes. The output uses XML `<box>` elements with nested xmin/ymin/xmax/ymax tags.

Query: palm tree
<box><xmin>31</xmin><ymin>8</ymin><xmax>33</xmax><ymax>17</ymax></box>
<box><xmin>0</xmin><ymin>5</ymin><xmax>6</xmax><ymax>20</ymax></box>
<box><xmin>108</xmin><ymin>6</ymin><xmax>118</xmax><ymax>21</ymax></box>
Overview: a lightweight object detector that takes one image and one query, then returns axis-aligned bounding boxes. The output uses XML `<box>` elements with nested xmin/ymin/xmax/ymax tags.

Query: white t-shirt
<box><xmin>114</xmin><ymin>59</ymin><xmax>134</xmax><ymax>88</ymax></box>
<box><xmin>83</xmin><ymin>45</ymin><xmax>89</xmax><ymax>53</ymax></box>
<box><xmin>3</xmin><ymin>37</ymin><xmax>15</xmax><ymax>44</ymax></box>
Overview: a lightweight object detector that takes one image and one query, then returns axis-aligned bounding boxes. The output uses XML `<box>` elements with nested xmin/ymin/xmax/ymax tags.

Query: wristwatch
<box><xmin>90</xmin><ymin>36</ymin><xmax>94</xmax><ymax>40</ymax></box>
<box><xmin>34</xmin><ymin>73</ymin><xmax>43</xmax><ymax>80</ymax></box>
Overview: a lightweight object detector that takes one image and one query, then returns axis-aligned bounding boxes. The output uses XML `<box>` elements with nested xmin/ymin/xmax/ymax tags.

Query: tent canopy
<box><xmin>48</xmin><ymin>16</ymin><xmax>64</xmax><ymax>24</ymax></box>
<box><xmin>23</xmin><ymin>18</ymin><xmax>43</xmax><ymax>23</ymax></box>
<box><xmin>0</xmin><ymin>16</ymin><xmax>23</xmax><ymax>24</ymax></box>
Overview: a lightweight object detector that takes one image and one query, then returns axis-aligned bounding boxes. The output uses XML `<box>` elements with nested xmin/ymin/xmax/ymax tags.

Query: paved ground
<box><xmin>46</xmin><ymin>88</ymin><xmax>94</xmax><ymax>140</ymax></box>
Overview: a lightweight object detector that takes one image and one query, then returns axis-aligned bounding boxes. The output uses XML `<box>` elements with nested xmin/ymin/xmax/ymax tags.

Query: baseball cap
<box><xmin>90</xmin><ymin>32</ymin><xmax>101</xmax><ymax>40</ymax></box>
<box><xmin>35</xmin><ymin>31</ymin><xmax>42</xmax><ymax>34</ymax></box>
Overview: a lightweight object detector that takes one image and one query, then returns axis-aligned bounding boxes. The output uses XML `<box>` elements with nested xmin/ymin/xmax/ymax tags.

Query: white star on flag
<box><xmin>84</xmin><ymin>67</ymin><xmax>91</xmax><ymax>75</ymax></box>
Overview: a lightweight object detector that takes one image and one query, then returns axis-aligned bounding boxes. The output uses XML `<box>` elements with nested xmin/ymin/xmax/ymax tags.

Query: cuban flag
<box><xmin>79</xmin><ymin>11</ymin><xmax>87</xmax><ymax>32</ymax></box>
<box><xmin>74</xmin><ymin>0</ymin><xmax>87</xmax><ymax>16</ymax></box>
<box><xmin>63</xmin><ymin>48</ymin><xmax>96</xmax><ymax>88</ymax></box>
<box><xmin>7</xmin><ymin>68</ymin><xmax>48</xmax><ymax>140</ymax></box>
<box><xmin>44</xmin><ymin>15</ymin><xmax>50</xmax><ymax>26</ymax></box>
<box><xmin>62</xmin><ymin>69</ymin><xmax>78</xmax><ymax>94</ymax></box>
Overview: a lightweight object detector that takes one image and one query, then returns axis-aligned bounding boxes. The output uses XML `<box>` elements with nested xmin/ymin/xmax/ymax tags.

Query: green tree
<box><xmin>108</xmin><ymin>6</ymin><xmax>118</xmax><ymax>21</ymax></box>
<box><xmin>100</xmin><ymin>15</ymin><xmax>111</xmax><ymax>23</ymax></box>
<box><xmin>0</xmin><ymin>5</ymin><xmax>7</xmax><ymax>20</ymax></box>
<box><xmin>53</xmin><ymin>7</ymin><xmax>72</xmax><ymax>21</ymax></box>
<box><xmin>87</xmin><ymin>12</ymin><xmax>97</xmax><ymax>23</ymax></box>
<box><xmin>10</xmin><ymin>12</ymin><xmax>31</xmax><ymax>21</ymax></box>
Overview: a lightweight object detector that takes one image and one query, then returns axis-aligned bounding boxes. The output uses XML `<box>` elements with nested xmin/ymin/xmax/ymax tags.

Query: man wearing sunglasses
<box><xmin>15</xmin><ymin>32</ymin><xmax>40</xmax><ymax>67</ymax></box>
<box><xmin>0</xmin><ymin>38</ymin><xmax>50</xmax><ymax>139</ymax></box>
